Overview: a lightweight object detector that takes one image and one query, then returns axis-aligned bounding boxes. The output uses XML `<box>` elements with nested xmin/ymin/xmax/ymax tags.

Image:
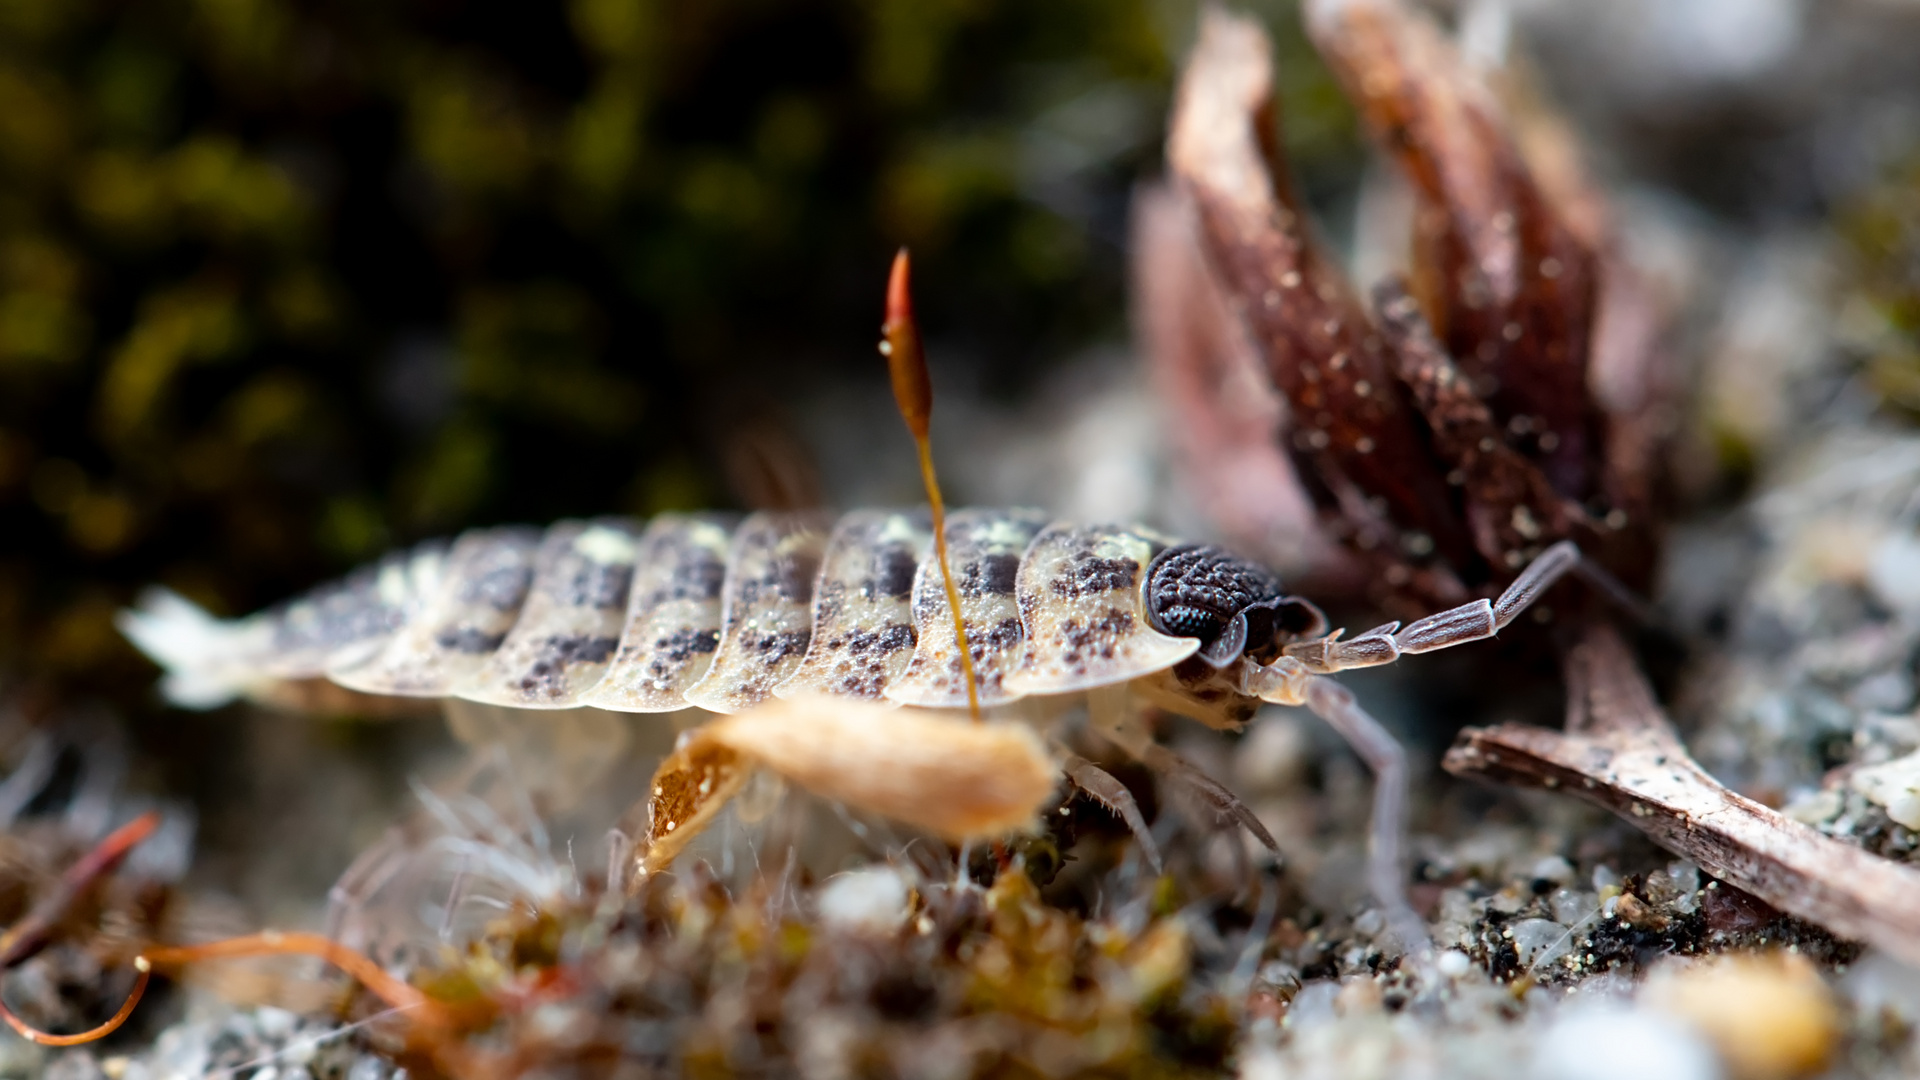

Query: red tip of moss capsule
<box><xmin>882</xmin><ymin>248</ymin><xmax>932</xmax><ymax>440</ymax></box>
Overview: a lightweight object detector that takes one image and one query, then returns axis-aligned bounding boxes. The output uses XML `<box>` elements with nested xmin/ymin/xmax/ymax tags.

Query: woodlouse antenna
<box><xmin>882</xmin><ymin>249</ymin><xmax>981</xmax><ymax>721</ymax></box>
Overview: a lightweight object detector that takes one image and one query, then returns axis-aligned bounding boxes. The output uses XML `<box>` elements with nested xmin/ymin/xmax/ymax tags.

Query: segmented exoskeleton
<box><xmin>122</xmin><ymin>509</ymin><xmax>1255</xmax><ymax>717</ymax></box>
<box><xmin>123</xmin><ymin>502</ymin><xmax>1592</xmax><ymax>954</ymax></box>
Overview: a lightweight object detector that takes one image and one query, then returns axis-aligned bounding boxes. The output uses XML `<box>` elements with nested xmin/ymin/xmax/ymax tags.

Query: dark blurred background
<box><xmin>0</xmin><ymin>0</ymin><xmax>1371</xmax><ymax>703</ymax></box>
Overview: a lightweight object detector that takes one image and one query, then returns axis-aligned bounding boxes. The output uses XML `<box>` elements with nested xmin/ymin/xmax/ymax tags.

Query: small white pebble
<box><xmin>1888</xmin><ymin>791</ymin><xmax>1920</xmax><ymax>831</ymax></box>
<box><xmin>1509</xmin><ymin>918</ymin><xmax>1570</xmax><ymax>966</ymax></box>
<box><xmin>1534</xmin><ymin>1004</ymin><xmax>1721</xmax><ymax>1080</ymax></box>
<box><xmin>817</xmin><ymin>866</ymin><xmax>911</xmax><ymax>934</ymax></box>
<box><xmin>254</xmin><ymin>1007</ymin><xmax>299</xmax><ymax>1039</ymax></box>
<box><xmin>1437</xmin><ymin>950</ymin><xmax>1472</xmax><ymax>977</ymax></box>
<box><xmin>1868</xmin><ymin>530</ymin><xmax>1920</xmax><ymax>617</ymax></box>
<box><xmin>1285</xmin><ymin>982</ymin><xmax>1340</xmax><ymax>1030</ymax></box>
<box><xmin>1531</xmin><ymin>854</ymin><xmax>1575</xmax><ymax>884</ymax></box>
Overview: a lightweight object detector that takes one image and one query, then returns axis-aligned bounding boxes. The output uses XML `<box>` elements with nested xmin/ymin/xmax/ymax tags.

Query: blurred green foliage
<box><xmin>1841</xmin><ymin>154</ymin><xmax>1920</xmax><ymax>418</ymax></box>
<box><xmin>0</xmin><ymin>0</ymin><xmax>1354</xmax><ymax>694</ymax></box>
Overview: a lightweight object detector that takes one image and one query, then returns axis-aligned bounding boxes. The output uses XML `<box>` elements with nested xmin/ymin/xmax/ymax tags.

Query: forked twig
<box><xmin>1443</xmin><ymin>623</ymin><xmax>1920</xmax><ymax>967</ymax></box>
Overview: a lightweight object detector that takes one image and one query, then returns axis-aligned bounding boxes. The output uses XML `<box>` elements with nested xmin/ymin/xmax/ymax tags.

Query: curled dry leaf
<box><xmin>1154</xmin><ymin>1</ymin><xmax>1667</xmax><ymax>610</ymax></box>
<box><xmin>1130</xmin><ymin>183</ymin><xmax>1342</xmax><ymax>581</ymax></box>
<box><xmin>1308</xmin><ymin>0</ymin><xmax>1604</xmax><ymax>505</ymax></box>
<box><xmin>636</xmin><ymin>696</ymin><xmax>1058</xmax><ymax>879</ymax></box>
<box><xmin>1372</xmin><ymin>277</ymin><xmax>1589</xmax><ymax>570</ymax></box>
<box><xmin>1165</xmin><ymin>7</ymin><xmax>1476</xmax><ymax>609</ymax></box>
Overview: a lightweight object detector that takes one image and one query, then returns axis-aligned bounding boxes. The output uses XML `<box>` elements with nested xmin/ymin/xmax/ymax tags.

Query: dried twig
<box><xmin>1444</xmin><ymin>624</ymin><xmax>1920</xmax><ymax>967</ymax></box>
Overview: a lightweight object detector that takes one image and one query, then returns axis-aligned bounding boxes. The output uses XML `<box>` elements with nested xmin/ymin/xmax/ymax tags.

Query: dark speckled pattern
<box><xmin>142</xmin><ymin>508</ymin><xmax>1288</xmax><ymax>721</ymax></box>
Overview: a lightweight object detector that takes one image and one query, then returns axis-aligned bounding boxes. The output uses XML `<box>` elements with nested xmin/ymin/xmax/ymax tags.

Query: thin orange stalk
<box><xmin>141</xmin><ymin>931</ymin><xmax>448</xmax><ymax>1027</ymax></box>
<box><xmin>0</xmin><ymin>812</ymin><xmax>164</xmax><ymax>1046</ymax></box>
<box><xmin>883</xmin><ymin>249</ymin><xmax>981</xmax><ymax>721</ymax></box>
<box><xmin>0</xmin><ymin>961</ymin><xmax>149</xmax><ymax>1046</ymax></box>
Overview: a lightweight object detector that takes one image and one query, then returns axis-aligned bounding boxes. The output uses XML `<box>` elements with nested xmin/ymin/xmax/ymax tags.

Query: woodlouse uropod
<box><xmin>118</xmin><ymin>254</ymin><xmax>1606</xmax><ymax>957</ymax></box>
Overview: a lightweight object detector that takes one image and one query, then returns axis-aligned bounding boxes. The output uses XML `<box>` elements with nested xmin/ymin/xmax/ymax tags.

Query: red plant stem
<box><xmin>0</xmin><ymin>961</ymin><xmax>150</xmax><ymax>1046</ymax></box>
<box><xmin>0</xmin><ymin>811</ymin><xmax>161</xmax><ymax>970</ymax></box>
<box><xmin>141</xmin><ymin>932</ymin><xmax>446</xmax><ymax>1026</ymax></box>
<box><xmin>0</xmin><ymin>812</ymin><xmax>164</xmax><ymax>1045</ymax></box>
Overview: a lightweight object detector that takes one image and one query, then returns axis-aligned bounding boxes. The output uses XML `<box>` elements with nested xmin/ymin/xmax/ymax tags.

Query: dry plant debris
<box><xmin>1152</xmin><ymin>1</ymin><xmax>1663</xmax><ymax>614</ymax></box>
<box><xmin>12</xmin><ymin>1</ymin><xmax>1920</xmax><ymax>1078</ymax></box>
<box><xmin>1444</xmin><ymin>623</ymin><xmax>1920</xmax><ymax>968</ymax></box>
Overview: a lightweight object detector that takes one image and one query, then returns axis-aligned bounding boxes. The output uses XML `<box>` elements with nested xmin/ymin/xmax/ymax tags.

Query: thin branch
<box><xmin>1444</xmin><ymin>624</ymin><xmax>1920</xmax><ymax>967</ymax></box>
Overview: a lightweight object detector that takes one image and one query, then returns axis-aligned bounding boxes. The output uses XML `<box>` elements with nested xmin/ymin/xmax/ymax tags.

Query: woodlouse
<box><xmin>116</xmin><ymin>238</ymin><xmax>1623</xmax><ymax>965</ymax></box>
<box><xmin>122</xmin><ymin>498</ymin><xmax>1593</xmax><ymax>955</ymax></box>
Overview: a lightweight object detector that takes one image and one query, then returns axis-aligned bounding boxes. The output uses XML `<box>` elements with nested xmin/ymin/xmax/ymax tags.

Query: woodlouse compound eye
<box><xmin>1144</xmin><ymin>544</ymin><xmax>1327</xmax><ymax>667</ymax></box>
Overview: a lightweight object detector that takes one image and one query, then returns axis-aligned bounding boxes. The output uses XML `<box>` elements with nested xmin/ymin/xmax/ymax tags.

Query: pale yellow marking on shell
<box><xmin>574</xmin><ymin>523</ymin><xmax>639</xmax><ymax>564</ymax></box>
<box><xmin>579</xmin><ymin>513</ymin><xmax>736</xmax><ymax>712</ymax></box>
<box><xmin>329</xmin><ymin>527</ymin><xmax>539</xmax><ymax>696</ymax></box>
<box><xmin>682</xmin><ymin>511</ymin><xmax>832</xmax><ymax>714</ymax></box>
<box><xmin>375</xmin><ymin>561</ymin><xmax>413</xmax><ymax>607</ymax></box>
<box><xmin>773</xmin><ymin>509</ymin><xmax>931</xmax><ymax>702</ymax></box>
<box><xmin>885</xmin><ymin>507</ymin><xmax>1047</xmax><ymax>709</ymax></box>
<box><xmin>453</xmin><ymin>518</ymin><xmax>641</xmax><ymax>708</ymax></box>
<box><xmin>1002</xmin><ymin>523</ymin><xmax>1198</xmax><ymax>697</ymax></box>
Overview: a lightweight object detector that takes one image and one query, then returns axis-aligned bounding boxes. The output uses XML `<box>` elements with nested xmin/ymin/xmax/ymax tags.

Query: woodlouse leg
<box><xmin>1087</xmin><ymin>684</ymin><xmax>1281</xmax><ymax>861</ymax></box>
<box><xmin>1061</xmin><ymin>753</ymin><xmax>1164</xmax><ymax>875</ymax></box>
<box><xmin>1137</xmin><ymin>744</ymin><xmax>1281</xmax><ymax>860</ymax></box>
<box><xmin>1300</xmin><ymin>676</ymin><xmax>1431</xmax><ymax>957</ymax></box>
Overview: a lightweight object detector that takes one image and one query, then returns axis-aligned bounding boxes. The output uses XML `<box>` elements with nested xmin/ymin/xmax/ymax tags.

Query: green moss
<box><xmin>0</xmin><ymin>0</ymin><xmax>1362</xmax><ymax>699</ymax></box>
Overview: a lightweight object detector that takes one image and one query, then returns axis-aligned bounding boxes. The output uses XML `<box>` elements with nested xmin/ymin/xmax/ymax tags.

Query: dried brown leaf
<box><xmin>1308</xmin><ymin>0</ymin><xmax>1604</xmax><ymax>503</ymax></box>
<box><xmin>1130</xmin><ymin>182</ymin><xmax>1339</xmax><ymax>577</ymax></box>
<box><xmin>1168</xmin><ymin>7</ymin><xmax>1473</xmax><ymax>601</ymax></box>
